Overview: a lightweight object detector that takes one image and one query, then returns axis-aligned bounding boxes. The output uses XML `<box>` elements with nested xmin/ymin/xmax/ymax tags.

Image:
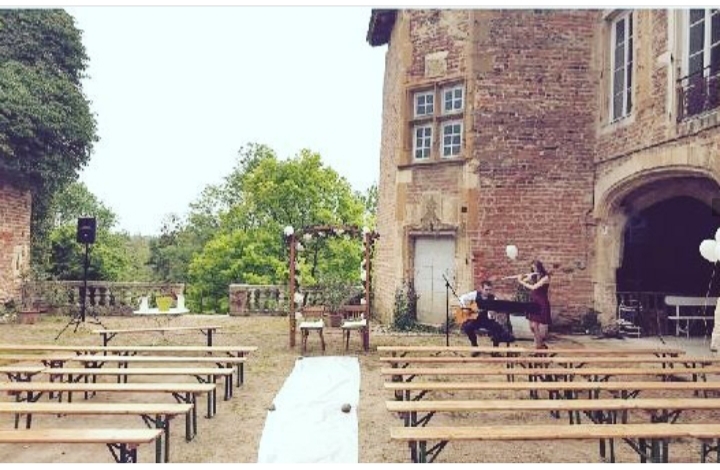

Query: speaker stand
<box><xmin>55</xmin><ymin>242</ymin><xmax>106</xmax><ymax>340</ymax></box>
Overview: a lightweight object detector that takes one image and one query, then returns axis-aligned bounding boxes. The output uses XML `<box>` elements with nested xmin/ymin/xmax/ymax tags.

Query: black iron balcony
<box><xmin>677</xmin><ymin>66</ymin><xmax>720</xmax><ymax>121</ymax></box>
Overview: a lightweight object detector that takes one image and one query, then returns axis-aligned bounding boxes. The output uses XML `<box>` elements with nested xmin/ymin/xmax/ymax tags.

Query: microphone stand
<box><xmin>442</xmin><ymin>274</ymin><xmax>460</xmax><ymax>347</ymax></box>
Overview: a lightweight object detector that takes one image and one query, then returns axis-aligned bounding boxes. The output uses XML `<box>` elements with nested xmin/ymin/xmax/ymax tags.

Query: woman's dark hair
<box><xmin>531</xmin><ymin>260</ymin><xmax>548</xmax><ymax>277</ymax></box>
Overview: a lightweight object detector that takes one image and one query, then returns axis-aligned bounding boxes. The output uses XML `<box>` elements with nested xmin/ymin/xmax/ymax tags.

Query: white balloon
<box><xmin>715</xmin><ymin>228</ymin><xmax>720</xmax><ymax>243</ymax></box>
<box><xmin>700</xmin><ymin>239</ymin><xmax>718</xmax><ymax>263</ymax></box>
<box><xmin>506</xmin><ymin>245</ymin><xmax>518</xmax><ymax>260</ymax></box>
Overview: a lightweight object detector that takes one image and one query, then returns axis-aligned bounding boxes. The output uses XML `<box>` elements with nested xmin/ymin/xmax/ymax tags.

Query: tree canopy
<box><xmin>0</xmin><ymin>10</ymin><xmax>98</xmax><ymax>260</ymax></box>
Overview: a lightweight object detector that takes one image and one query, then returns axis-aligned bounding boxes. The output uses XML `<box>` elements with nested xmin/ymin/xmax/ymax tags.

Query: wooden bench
<box><xmin>0</xmin><ymin>345</ymin><xmax>257</xmax><ymax>387</ymax></box>
<box><xmin>381</xmin><ymin>366</ymin><xmax>720</xmax><ymax>383</ymax></box>
<box><xmin>379</xmin><ymin>355</ymin><xmax>720</xmax><ymax>368</ymax></box>
<box><xmin>385</xmin><ymin>379</ymin><xmax>720</xmax><ymax>402</ymax></box>
<box><xmin>0</xmin><ymin>428</ymin><xmax>163</xmax><ymax>463</ymax></box>
<box><xmin>67</xmin><ymin>355</ymin><xmax>248</xmax><ymax>388</ymax></box>
<box><xmin>42</xmin><ymin>367</ymin><xmax>235</xmax><ymax>410</ymax></box>
<box><xmin>0</xmin><ymin>402</ymin><xmax>192</xmax><ymax>463</ymax></box>
<box><xmin>391</xmin><ymin>423</ymin><xmax>720</xmax><ymax>463</ymax></box>
<box><xmin>377</xmin><ymin>345</ymin><xmax>685</xmax><ymax>357</ymax></box>
<box><xmin>387</xmin><ymin>397</ymin><xmax>720</xmax><ymax>428</ymax></box>
<box><xmin>0</xmin><ymin>381</ymin><xmax>216</xmax><ymax>433</ymax></box>
<box><xmin>92</xmin><ymin>326</ymin><xmax>223</xmax><ymax>346</ymax></box>
<box><xmin>665</xmin><ymin>296</ymin><xmax>718</xmax><ymax>337</ymax></box>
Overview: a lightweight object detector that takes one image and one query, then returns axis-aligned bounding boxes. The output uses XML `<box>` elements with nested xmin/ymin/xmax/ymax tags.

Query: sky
<box><xmin>62</xmin><ymin>6</ymin><xmax>386</xmax><ymax>236</ymax></box>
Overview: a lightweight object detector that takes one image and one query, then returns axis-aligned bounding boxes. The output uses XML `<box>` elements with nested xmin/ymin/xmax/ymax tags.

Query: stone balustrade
<box><xmin>228</xmin><ymin>284</ymin><xmax>363</xmax><ymax>316</ymax></box>
<box><xmin>24</xmin><ymin>281</ymin><xmax>185</xmax><ymax>316</ymax></box>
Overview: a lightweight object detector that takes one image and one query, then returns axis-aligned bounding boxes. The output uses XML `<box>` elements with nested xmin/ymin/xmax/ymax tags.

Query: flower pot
<box><xmin>329</xmin><ymin>313</ymin><xmax>343</xmax><ymax>328</ymax></box>
<box><xmin>18</xmin><ymin>310</ymin><xmax>40</xmax><ymax>325</ymax></box>
<box><xmin>156</xmin><ymin>296</ymin><xmax>173</xmax><ymax>313</ymax></box>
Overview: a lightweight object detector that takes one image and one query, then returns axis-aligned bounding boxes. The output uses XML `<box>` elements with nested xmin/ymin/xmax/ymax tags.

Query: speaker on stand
<box><xmin>56</xmin><ymin>217</ymin><xmax>105</xmax><ymax>340</ymax></box>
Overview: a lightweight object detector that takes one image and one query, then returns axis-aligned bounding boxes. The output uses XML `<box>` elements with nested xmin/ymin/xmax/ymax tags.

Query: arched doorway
<box><xmin>617</xmin><ymin>196</ymin><xmax>716</xmax><ymax>295</ymax></box>
<box><xmin>594</xmin><ymin>171</ymin><xmax>720</xmax><ymax>326</ymax></box>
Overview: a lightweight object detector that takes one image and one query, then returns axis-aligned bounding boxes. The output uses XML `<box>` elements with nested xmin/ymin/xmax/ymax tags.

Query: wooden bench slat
<box><xmin>384</xmin><ymin>380</ymin><xmax>720</xmax><ymax>392</ymax></box>
<box><xmin>0</xmin><ymin>382</ymin><xmax>216</xmax><ymax>393</ymax></box>
<box><xmin>390</xmin><ymin>423</ymin><xmax>720</xmax><ymax>441</ymax></box>
<box><xmin>376</xmin><ymin>346</ymin><xmax>684</xmax><ymax>355</ymax></box>
<box><xmin>69</xmin><ymin>355</ymin><xmax>246</xmax><ymax>364</ymax></box>
<box><xmin>44</xmin><ymin>367</ymin><xmax>234</xmax><ymax>375</ymax></box>
<box><xmin>380</xmin><ymin>366</ymin><xmax>720</xmax><ymax>376</ymax></box>
<box><xmin>0</xmin><ymin>402</ymin><xmax>193</xmax><ymax>414</ymax></box>
<box><xmin>387</xmin><ymin>397</ymin><xmax>720</xmax><ymax>413</ymax></box>
<box><xmin>92</xmin><ymin>326</ymin><xmax>222</xmax><ymax>334</ymax></box>
<box><xmin>379</xmin><ymin>356</ymin><xmax>719</xmax><ymax>364</ymax></box>
<box><xmin>0</xmin><ymin>344</ymin><xmax>257</xmax><ymax>353</ymax></box>
<box><xmin>0</xmin><ymin>428</ymin><xmax>162</xmax><ymax>444</ymax></box>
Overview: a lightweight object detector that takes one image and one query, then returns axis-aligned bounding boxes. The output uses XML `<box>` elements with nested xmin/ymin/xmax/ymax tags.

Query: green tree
<box><xmin>44</xmin><ymin>182</ymin><xmax>132</xmax><ymax>281</ymax></box>
<box><xmin>0</xmin><ymin>10</ymin><xmax>98</xmax><ymax>265</ymax></box>
<box><xmin>178</xmin><ymin>144</ymin><xmax>367</xmax><ymax>313</ymax></box>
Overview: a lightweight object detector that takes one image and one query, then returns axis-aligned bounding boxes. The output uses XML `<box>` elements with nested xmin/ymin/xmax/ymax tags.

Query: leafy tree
<box><xmin>44</xmin><ymin>182</ymin><xmax>132</xmax><ymax>281</ymax></box>
<box><xmin>0</xmin><ymin>10</ymin><xmax>98</xmax><ymax>265</ymax></box>
<box><xmin>170</xmin><ymin>144</ymin><xmax>367</xmax><ymax>312</ymax></box>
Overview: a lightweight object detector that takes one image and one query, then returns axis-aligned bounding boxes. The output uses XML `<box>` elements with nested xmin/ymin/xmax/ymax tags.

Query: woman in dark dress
<box><xmin>517</xmin><ymin>260</ymin><xmax>551</xmax><ymax>349</ymax></box>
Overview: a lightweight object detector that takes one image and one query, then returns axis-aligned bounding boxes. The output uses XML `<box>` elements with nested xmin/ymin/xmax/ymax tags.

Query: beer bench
<box><xmin>0</xmin><ymin>381</ymin><xmax>215</xmax><ymax>437</ymax></box>
<box><xmin>391</xmin><ymin>423</ymin><xmax>720</xmax><ymax>463</ymax></box>
<box><xmin>67</xmin><ymin>355</ymin><xmax>248</xmax><ymax>387</ymax></box>
<box><xmin>387</xmin><ymin>397</ymin><xmax>720</xmax><ymax>428</ymax></box>
<box><xmin>381</xmin><ymin>365</ymin><xmax>720</xmax><ymax>384</ymax></box>
<box><xmin>42</xmin><ymin>367</ymin><xmax>234</xmax><ymax>416</ymax></box>
<box><xmin>377</xmin><ymin>345</ymin><xmax>685</xmax><ymax>358</ymax></box>
<box><xmin>0</xmin><ymin>402</ymin><xmax>192</xmax><ymax>463</ymax></box>
<box><xmin>385</xmin><ymin>380</ymin><xmax>720</xmax><ymax>402</ymax></box>
<box><xmin>92</xmin><ymin>326</ymin><xmax>223</xmax><ymax>347</ymax></box>
<box><xmin>379</xmin><ymin>355</ymin><xmax>720</xmax><ymax>369</ymax></box>
<box><xmin>665</xmin><ymin>296</ymin><xmax>718</xmax><ymax>337</ymax></box>
<box><xmin>0</xmin><ymin>428</ymin><xmax>162</xmax><ymax>463</ymax></box>
<box><xmin>0</xmin><ymin>345</ymin><xmax>257</xmax><ymax>388</ymax></box>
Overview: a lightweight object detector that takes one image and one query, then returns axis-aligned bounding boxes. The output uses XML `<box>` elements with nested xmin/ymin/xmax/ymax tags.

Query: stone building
<box><xmin>366</xmin><ymin>9</ymin><xmax>720</xmax><ymax>328</ymax></box>
<box><xmin>0</xmin><ymin>182</ymin><xmax>31</xmax><ymax>304</ymax></box>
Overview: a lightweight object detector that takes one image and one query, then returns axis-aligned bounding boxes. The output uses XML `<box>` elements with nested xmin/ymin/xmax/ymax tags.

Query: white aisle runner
<box><xmin>256</xmin><ymin>356</ymin><xmax>360</xmax><ymax>463</ymax></box>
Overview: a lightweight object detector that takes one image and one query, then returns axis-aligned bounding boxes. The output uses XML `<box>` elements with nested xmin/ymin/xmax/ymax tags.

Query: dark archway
<box><xmin>617</xmin><ymin>196</ymin><xmax>716</xmax><ymax>295</ymax></box>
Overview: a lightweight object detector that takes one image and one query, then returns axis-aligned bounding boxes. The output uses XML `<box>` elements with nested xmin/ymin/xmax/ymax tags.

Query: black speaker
<box><xmin>76</xmin><ymin>217</ymin><xmax>97</xmax><ymax>244</ymax></box>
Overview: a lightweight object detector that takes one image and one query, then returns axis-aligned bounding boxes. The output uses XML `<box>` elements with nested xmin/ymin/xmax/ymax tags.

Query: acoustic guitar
<box><xmin>453</xmin><ymin>302</ymin><xmax>480</xmax><ymax>325</ymax></box>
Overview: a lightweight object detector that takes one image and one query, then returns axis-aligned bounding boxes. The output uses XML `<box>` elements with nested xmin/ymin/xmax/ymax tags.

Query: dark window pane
<box><xmin>690</xmin><ymin>53</ymin><xmax>705</xmax><ymax>75</ymax></box>
<box><xmin>453</xmin><ymin>136</ymin><xmax>461</xmax><ymax>145</ymax></box>
<box><xmin>613</xmin><ymin>92</ymin><xmax>623</xmax><ymax>120</ymax></box>
<box><xmin>443</xmin><ymin>147</ymin><xmax>451</xmax><ymax>157</ymax></box>
<box><xmin>628</xmin><ymin>37</ymin><xmax>633</xmax><ymax>62</ymax></box>
<box><xmin>711</xmin><ymin>45</ymin><xmax>720</xmax><ymax>72</ymax></box>
<box><xmin>455</xmin><ymin>89</ymin><xmax>462</xmax><ymax>99</ymax></box>
<box><xmin>713</xmin><ymin>11</ymin><xmax>720</xmax><ymax>43</ymax></box>
<box><xmin>444</xmin><ymin>136</ymin><xmax>451</xmax><ymax>146</ymax></box>
<box><xmin>615</xmin><ymin>19</ymin><xmax>625</xmax><ymax>43</ymax></box>
<box><xmin>614</xmin><ymin>69</ymin><xmax>625</xmax><ymax>96</ymax></box>
<box><xmin>691</xmin><ymin>9</ymin><xmax>705</xmax><ymax>24</ymax></box>
<box><xmin>690</xmin><ymin>23</ymin><xmax>705</xmax><ymax>54</ymax></box>
<box><xmin>454</xmin><ymin>100</ymin><xmax>462</xmax><ymax>110</ymax></box>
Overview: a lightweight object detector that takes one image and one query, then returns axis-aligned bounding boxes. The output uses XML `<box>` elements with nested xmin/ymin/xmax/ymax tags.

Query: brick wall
<box><xmin>470</xmin><ymin>10</ymin><xmax>598</xmax><ymax>325</ymax></box>
<box><xmin>0</xmin><ymin>183</ymin><xmax>32</xmax><ymax>304</ymax></box>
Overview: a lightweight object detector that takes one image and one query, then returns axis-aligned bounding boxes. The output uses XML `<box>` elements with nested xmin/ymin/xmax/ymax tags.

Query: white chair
<box><xmin>175</xmin><ymin>294</ymin><xmax>189</xmax><ymax>313</ymax></box>
<box><xmin>340</xmin><ymin>305</ymin><xmax>367</xmax><ymax>351</ymax></box>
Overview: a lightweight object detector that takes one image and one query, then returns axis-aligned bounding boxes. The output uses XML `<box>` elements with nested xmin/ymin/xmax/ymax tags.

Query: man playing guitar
<box><xmin>457</xmin><ymin>280</ymin><xmax>515</xmax><ymax>354</ymax></box>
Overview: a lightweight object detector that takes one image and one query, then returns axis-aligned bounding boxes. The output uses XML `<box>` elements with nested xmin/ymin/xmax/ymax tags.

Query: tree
<box><xmin>0</xmin><ymin>10</ymin><xmax>98</xmax><ymax>264</ymax></box>
<box><xmin>165</xmin><ymin>144</ymin><xmax>368</xmax><ymax>312</ymax></box>
<box><xmin>44</xmin><ymin>182</ymin><xmax>132</xmax><ymax>281</ymax></box>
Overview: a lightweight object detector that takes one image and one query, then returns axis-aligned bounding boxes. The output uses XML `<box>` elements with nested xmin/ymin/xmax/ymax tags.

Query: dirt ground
<box><xmin>0</xmin><ymin>314</ymin><xmax>717</xmax><ymax>463</ymax></box>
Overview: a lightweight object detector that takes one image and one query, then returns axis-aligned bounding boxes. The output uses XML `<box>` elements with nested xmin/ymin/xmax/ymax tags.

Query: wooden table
<box><xmin>92</xmin><ymin>326</ymin><xmax>223</xmax><ymax>347</ymax></box>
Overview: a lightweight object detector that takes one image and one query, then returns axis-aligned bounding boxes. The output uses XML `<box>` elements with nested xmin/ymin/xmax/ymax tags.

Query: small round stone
<box><xmin>268</xmin><ymin>404</ymin><xmax>276</xmax><ymax>411</ymax></box>
<box><xmin>341</xmin><ymin>403</ymin><xmax>351</xmax><ymax>413</ymax></box>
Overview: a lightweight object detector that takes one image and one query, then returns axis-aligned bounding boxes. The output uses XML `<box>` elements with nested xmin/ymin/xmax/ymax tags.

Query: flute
<box><xmin>500</xmin><ymin>273</ymin><xmax>534</xmax><ymax>280</ymax></box>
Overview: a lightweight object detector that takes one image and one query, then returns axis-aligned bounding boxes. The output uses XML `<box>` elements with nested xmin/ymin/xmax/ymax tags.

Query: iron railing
<box><xmin>677</xmin><ymin>65</ymin><xmax>720</xmax><ymax>121</ymax></box>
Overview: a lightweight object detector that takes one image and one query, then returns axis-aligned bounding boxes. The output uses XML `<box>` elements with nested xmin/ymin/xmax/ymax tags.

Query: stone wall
<box><xmin>0</xmin><ymin>183</ymin><xmax>31</xmax><ymax>305</ymax></box>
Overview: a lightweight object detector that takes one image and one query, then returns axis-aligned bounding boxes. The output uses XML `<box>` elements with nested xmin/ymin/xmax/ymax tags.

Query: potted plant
<box><xmin>320</xmin><ymin>276</ymin><xmax>353</xmax><ymax>328</ymax></box>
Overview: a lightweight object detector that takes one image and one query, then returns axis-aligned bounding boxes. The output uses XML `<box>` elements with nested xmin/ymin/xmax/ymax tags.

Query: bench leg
<box><xmin>319</xmin><ymin>330</ymin><xmax>326</xmax><ymax>352</ymax></box>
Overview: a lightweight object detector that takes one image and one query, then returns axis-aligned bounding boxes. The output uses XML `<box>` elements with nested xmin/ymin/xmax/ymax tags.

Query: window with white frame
<box><xmin>442</xmin><ymin>84</ymin><xmax>464</xmax><ymax>114</ymax></box>
<box><xmin>442</xmin><ymin>121</ymin><xmax>463</xmax><ymax>157</ymax></box>
<box><xmin>610</xmin><ymin>11</ymin><xmax>633</xmax><ymax>121</ymax></box>
<box><xmin>413</xmin><ymin>125</ymin><xmax>433</xmax><ymax>160</ymax></box>
<box><xmin>680</xmin><ymin>9</ymin><xmax>720</xmax><ymax>118</ymax></box>
<box><xmin>414</xmin><ymin>91</ymin><xmax>434</xmax><ymax>118</ymax></box>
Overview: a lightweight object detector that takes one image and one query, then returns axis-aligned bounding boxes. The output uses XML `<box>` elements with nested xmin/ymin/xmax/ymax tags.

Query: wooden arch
<box><xmin>284</xmin><ymin>224</ymin><xmax>379</xmax><ymax>351</ymax></box>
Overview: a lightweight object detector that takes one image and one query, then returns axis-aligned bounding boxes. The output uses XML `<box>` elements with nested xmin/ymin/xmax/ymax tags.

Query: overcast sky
<box><xmin>64</xmin><ymin>6</ymin><xmax>386</xmax><ymax>236</ymax></box>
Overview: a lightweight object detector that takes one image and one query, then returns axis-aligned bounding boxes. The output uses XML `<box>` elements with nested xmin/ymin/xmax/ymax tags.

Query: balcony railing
<box><xmin>23</xmin><ymin>281</ymin><xmax>185</xmax><ymax>316</ymax></box>
<box><xmin>677</xmin><ymin>66</ymin><xmax>720</xmax><ymax>121</ymax></box>
<box><xmin>228</xmin><ymin>284</ymin><xmax>363</xmax><ymax>316</ymax></box>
